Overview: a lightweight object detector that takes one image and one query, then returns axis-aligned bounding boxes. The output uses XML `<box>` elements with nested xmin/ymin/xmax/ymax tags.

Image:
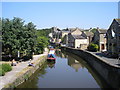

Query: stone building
<box><xmin>60</xmin><ymin>28</ymin><xmax>70</xmax><ymax>46</ymax></box>
<box><xmin>61</xmin><ymin>28</ymin><xmax>70</xmax><ymax>38</ymax></box>
<box><xmin>92</xmin><ymin>28</ymin><xmax>107</xmax><ymax>51</ymax></box>
<box><xmin>68</xmin><ymin>28</ymin><xmax>88</xmax><ymax>49</ymax></box>
<box><xmin>106</xmin><ymin>19</ymin><xmax>120</xmax><ymax>57</ymax></box>
<box><xmin>84</xmin><ymin>31</ymin><xmax>94</xmax><ymax>45</ymax></box>
<box><xmin>51</xmin><ymin>27</ymin><xmax>62</xmax><ymax>43</ymax></box>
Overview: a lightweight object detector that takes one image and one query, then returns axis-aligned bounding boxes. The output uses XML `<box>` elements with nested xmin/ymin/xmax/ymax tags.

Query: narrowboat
<box><xmin>47</xmin><ymin>47</ymin><xmax>56</xmax><ymax>60</ymax></box>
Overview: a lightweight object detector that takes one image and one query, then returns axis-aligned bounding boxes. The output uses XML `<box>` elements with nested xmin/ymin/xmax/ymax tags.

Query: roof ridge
<box><xmin>115</xmin><ymin>18</ymin><xmax>120</xmax><ymax>24</ymax></box>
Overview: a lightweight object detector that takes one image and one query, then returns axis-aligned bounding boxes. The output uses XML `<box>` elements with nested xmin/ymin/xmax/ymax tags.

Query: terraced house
<box><xmin>68</xmin><ymin>28</ymin><xmax>88</xmax><ymax>50</ymax></box>
<box><xmin>92</xmin><ymin>28</ymin><xmax>107</xmax><ymax>51</ymax></box>
<box><xmin>106</xmin><ymin>19</ymin><xmax>120</xmax><ymax>58</ymax></box>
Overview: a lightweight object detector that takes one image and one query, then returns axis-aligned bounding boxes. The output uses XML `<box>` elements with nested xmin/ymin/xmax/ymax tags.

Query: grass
<box><xmin>0</xmin><ymin>63</ymin><xmax>12</xmax><ymax>76</ymax></box>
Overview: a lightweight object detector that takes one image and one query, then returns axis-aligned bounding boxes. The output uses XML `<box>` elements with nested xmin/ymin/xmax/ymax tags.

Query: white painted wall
<box><xmin>75</xmin><ymin>39</ymin><xmax>88</xmax><ymax>48</ymax></box>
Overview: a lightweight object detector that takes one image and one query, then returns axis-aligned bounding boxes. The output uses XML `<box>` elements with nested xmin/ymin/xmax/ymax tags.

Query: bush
<box><xmin>1</xmin><ymin>64</ymin><xmax>12</xmax><ymax>72</ymax></box>
<box><xmin>0</xmin><ymin>68</ymin><xmax>5</xmax><ymax>76</ymax></box>
<box><xmin>87</xmin><ymin>43</ymin><xmax>99</xmax><ymax>52</ymax></box>
<box><xmin>0</xmin><ymin>64</ymin><xmax>12</xmax><ymax>76</ymax></box>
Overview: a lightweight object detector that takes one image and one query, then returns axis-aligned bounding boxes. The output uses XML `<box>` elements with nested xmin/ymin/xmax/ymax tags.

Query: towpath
<box><xmin>91</xmin><ymin>52</ymin><xmax>120</xmax><ymax>67</ymax></box>
<box><xmin>0</xmin><ymin>48</ymin><xmax>48</xmax><ymax>89</ymax></box>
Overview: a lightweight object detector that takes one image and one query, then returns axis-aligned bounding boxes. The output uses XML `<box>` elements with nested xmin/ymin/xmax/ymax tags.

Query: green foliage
<box><xmin>2</xmin><ymin>17</ymin><xmax>50</xmax><ymax>59</ymax></box>
<box><xmin>0</xmin><ymin>68</ymin><xmax>5</xmax><ymax>76</ymax></box>
<box><xmin>2</xmin><ymin>64</ymin><xmax>12</xmax><ymax>72</ymax></box>
<box><xmin>87</xmin><ymin>43</ymin><xmax>98</xmax><ymax>52</ymax></box>
<box><xmin>34</xmin><ymin>36</ymin><xmax>49</xmax><ymax>54</ymax></box>
<box><xmin>34</xmin><ymin>28</ymin><xmax>51</xmax><ymax>54</ymax></box>
<box><xmin>2</xmin><ymin>17</ymin><xmax>36</xmax><ymax>59</ymax></box>
<box><xmin>0</xmin><ymin>64</ymin><xmax>12</xmax><ymax>76</ymax></box>
<box><xmin>91</xmin><ymin>28</ymin><xmax>97</xmax><ymax>33</ymax></box>
<box><xmin>36</xmin><ymin>28</ymin><xmax>53</xmax><ymax>37</ymax></box>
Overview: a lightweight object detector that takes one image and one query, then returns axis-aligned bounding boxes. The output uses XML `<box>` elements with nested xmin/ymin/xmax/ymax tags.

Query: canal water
<box><xmin>17</xmin><ymin>49</ymin><xmax>109</xmax><ymax>88</ymax></box>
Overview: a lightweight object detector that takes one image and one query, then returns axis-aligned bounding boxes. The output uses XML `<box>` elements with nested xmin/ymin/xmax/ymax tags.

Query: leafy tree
<box><xmin>35</xmin><ymin>36</ymin><xmax>49</xmax><ymax>54</ymax></box>
<box><xmin>2</xmin><ymin>18</ymin><xmax>13</xmax><ymax>55</ymax></box>
<box><xmin>2</xmin><ymin>17</ymin><xmax>50</xmax><ymax>60</ymax></box>
<box><xmin>23</xmin><ymin>22</ymin><xmax>36</xmax><ymax>57</ymax></box>
<box><xmin>36</xmin><ymin>28</ymin><xmax>53</xmax><ymax>37</ymax></box>
<box><xmin>0</xmin><ymin>18</ymin><xmax>2</xmax><ymax>57</ymax></box>
<box><xmin>91</xmin><ymin>28</ymin><xmax>97</xmax><ymax>33</ymax></box>
<box><xmin>2</xmin><ymin>17</ymin><xmax>37</xmax><ymax>59</ymax></box>
<box><xmin>87</xmin><ymin>43</ymin><xmax>98</xmax><ymax>52</ymax></box>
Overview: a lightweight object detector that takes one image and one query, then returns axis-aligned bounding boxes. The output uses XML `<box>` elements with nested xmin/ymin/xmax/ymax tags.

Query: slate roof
<box><xmin>72</xmin><ymin>35</ymin><xmax>87</xmax><ymax>39</ymax></box>
<box><xmin>84</xmin><ymin>32</ymin><xmax>93</xmax><ymax>37</ymax></box>
<box><xmin>69</xmin><ymin>28</ymin><xmax>83</xmax><ymax>33</ymax></box>
<box><xmin>98</xmin><ymin>29</ymin><xmax>107</xmax><ymax>34</ymax></box>
<box><xmin>69</xmin><ymin>28</ymin><xmax>78</xmax><ymax>32</ymax></box>
<box><xmin>115</xmin><ymin>19</ymin><xmax>120</xmax><ymax>24</ymax></box>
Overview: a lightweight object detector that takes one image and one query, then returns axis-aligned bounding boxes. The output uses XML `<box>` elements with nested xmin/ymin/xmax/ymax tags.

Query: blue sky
<box><xmin>118</xmin><ymin>1</ymin><xmax>120</xmax><ymax>18</ymax></box>
<box><xmin>2</xmin><ymin>2</ymin><xmax>118</xmax><ymax>29</ymax></box>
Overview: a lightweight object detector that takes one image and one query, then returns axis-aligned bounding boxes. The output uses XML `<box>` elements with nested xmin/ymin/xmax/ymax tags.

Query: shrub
<box><xmin>0</xmin><ymin>68</ymin><xmax>5</xmax><ymax>76</ymax></box>
<box><xmin>2</xmin><ymin>64</ymin><xmax>12</xmax><ymax>72</ymax></box>
<box><xmin>87</xmin><ymin>43</ymin><xmax>99</xmax><ymax>52</ymax></box>
<box><xmin>0</xmin><ymin>64</ymin><xmax>12</xmax><ymax>76</ymax></box>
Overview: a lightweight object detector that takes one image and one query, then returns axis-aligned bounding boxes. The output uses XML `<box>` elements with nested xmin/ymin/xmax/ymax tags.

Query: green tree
<box><xmin>2</xmin><ymin>17</ymin><xmax>37</xmax><ymax>59</ymax></box>
<box><xmin>23</xmin><ymin>22</ymin><xmax>36</xmax><ymax>57</ymax></box>
<box><xmin>35</xmin><ymin>36</ymin><xmax>49</xmax><ymax>54</ymax></box>
<box><xmin>2</xmin><ymin>17</ymin><xmax>50</xmax><ymax>60</ymax></box>
<box><xmin>87</xmin><ymin>43</ymin><xmax>99</xmax><ymax>52</ymax></box>
<box><xmin>91</xmin><ymin>28</ymin><xmax>97</xmax><ymax>33</ymax></box>
<box><xmin>2</xmin><ymin>18</ymin><xmax>13</xmax><ymax>55</ymax></box>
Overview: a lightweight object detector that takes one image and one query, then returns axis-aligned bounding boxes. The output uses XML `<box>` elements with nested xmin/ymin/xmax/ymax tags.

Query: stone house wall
<box><xmin>75</xmin><ymin>39</ymin><xmax>88</xmax><ymax>49</ymax></box>
<box><xmin>106</xmin><ymin>19</ymin><xmax>120</xmax><ymax>57</ymax></box>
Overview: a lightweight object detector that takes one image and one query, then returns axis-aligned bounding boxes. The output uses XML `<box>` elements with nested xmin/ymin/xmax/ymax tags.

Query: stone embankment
<box><xmin>0</xmin><ymin>49</ymin><xmax>48</xmax><ymax>89</ymax></box>
<box><xmin>61</xmin><ymin>46</ymin><xmax>120</xmax><ymax>88</ymax></box>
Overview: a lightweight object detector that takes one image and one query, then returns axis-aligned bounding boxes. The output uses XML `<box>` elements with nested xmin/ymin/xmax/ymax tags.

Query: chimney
<box><xmin>97</xmin><ymin>27</ymin><xmax>99</xmax><ymax>30</ymax></box>
<box><xmin>90</xmin><ymin>27</ymin><xmax>92</xmax><ymax>29</ymax></box>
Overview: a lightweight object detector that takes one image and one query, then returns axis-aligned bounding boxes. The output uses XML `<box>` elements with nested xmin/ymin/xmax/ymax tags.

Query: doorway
<box><xmin>101</xmin><ymin>44</ymin><xmax>105</xmax><ymax>50</ymax></box>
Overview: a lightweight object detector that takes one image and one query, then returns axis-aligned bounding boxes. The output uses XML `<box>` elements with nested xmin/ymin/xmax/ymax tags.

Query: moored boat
<box><xmin>47</xmin><ymin>47</ymin><xmax>56</xmax><ymax>60</ymax></box>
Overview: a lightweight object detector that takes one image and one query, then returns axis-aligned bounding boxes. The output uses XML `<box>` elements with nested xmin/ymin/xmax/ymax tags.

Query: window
<box><xmin>112</xmin><ymin>29</ymin><xmax>115</xmax><ymax>37</ymax></box>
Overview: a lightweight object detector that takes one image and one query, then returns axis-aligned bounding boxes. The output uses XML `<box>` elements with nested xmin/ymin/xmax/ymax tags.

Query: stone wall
<box><xmin>61</xmin><ymin>47</ymin><xmax>120</xmax><ymax>88</ymax></box>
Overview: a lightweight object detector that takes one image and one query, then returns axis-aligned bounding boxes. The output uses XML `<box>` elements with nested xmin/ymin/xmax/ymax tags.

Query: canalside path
<box><xmin>91</xmin><ymin>52</ymin><xmax>120</xmax><ymax>67</ymax></box>
<box><xmin>0</xmin><ymin>48</ymin><xmax>48</xmax><ymax>89</ymax></box>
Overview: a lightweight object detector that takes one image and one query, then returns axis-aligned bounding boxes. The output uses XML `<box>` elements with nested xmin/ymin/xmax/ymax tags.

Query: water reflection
<box><xmin>56</xmin><ymin>49</ymin><xmax>68</xmax><ymax>58</ymax></box>
<box><xmin>61</xmin><ymin>49</ymin><xmax>111</xmax><ymax>88</ymax></box>
<box><xmin>17</xmin><ymin>49</ymin><xmax>111</xmax><ymax>88</ymax></box>
<box><xmin>68</xmin><ymin>58</ymin><xmax>82</xmax><ymax>72</ymax></box>
<box><xmin>57</xmin><ymin>49</ymin><xmax>84</xmax><ymax>72</ymax></box>
<box><xmin>17</xmin><ymin>62</ymin><xmax>48</xmax><ymax>88</ymax></box>
<box><xmin>47</xmin><ymin>60</ymin><xmax>56</xmax><ymax>68</ymax></box>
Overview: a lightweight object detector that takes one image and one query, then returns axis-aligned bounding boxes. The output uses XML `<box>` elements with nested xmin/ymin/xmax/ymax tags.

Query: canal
<box><xmin>17</xmin><ymin>49</ymin><xmax>110</xmax><ymax>88</ymax></box>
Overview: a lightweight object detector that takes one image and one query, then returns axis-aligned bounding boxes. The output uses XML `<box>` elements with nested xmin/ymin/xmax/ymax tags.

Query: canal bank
<box><xmin>61</xmin><ymin>47</ymin><xmax>120</xmax><ymax>88</ymax></box>
<box><xmin>17</xmin><ymin>49</ymin><xmax>105</xmax><ymax>88</ymax></box>
<box><xmin>0</xmin><ymin>49</ymin><xmax>48</xmax><ymax>89</ymax></box>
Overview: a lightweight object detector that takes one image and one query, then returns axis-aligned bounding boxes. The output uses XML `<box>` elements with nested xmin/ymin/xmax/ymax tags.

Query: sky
<box><xmin>2</xmin><ymin>2</ymin><xmax>119</xmax><ymax>29</ymax></box>
<box><xmin>118</xmin><ymin>1</ymin><xmax>120</xmax><ymax>18</ymax></box>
